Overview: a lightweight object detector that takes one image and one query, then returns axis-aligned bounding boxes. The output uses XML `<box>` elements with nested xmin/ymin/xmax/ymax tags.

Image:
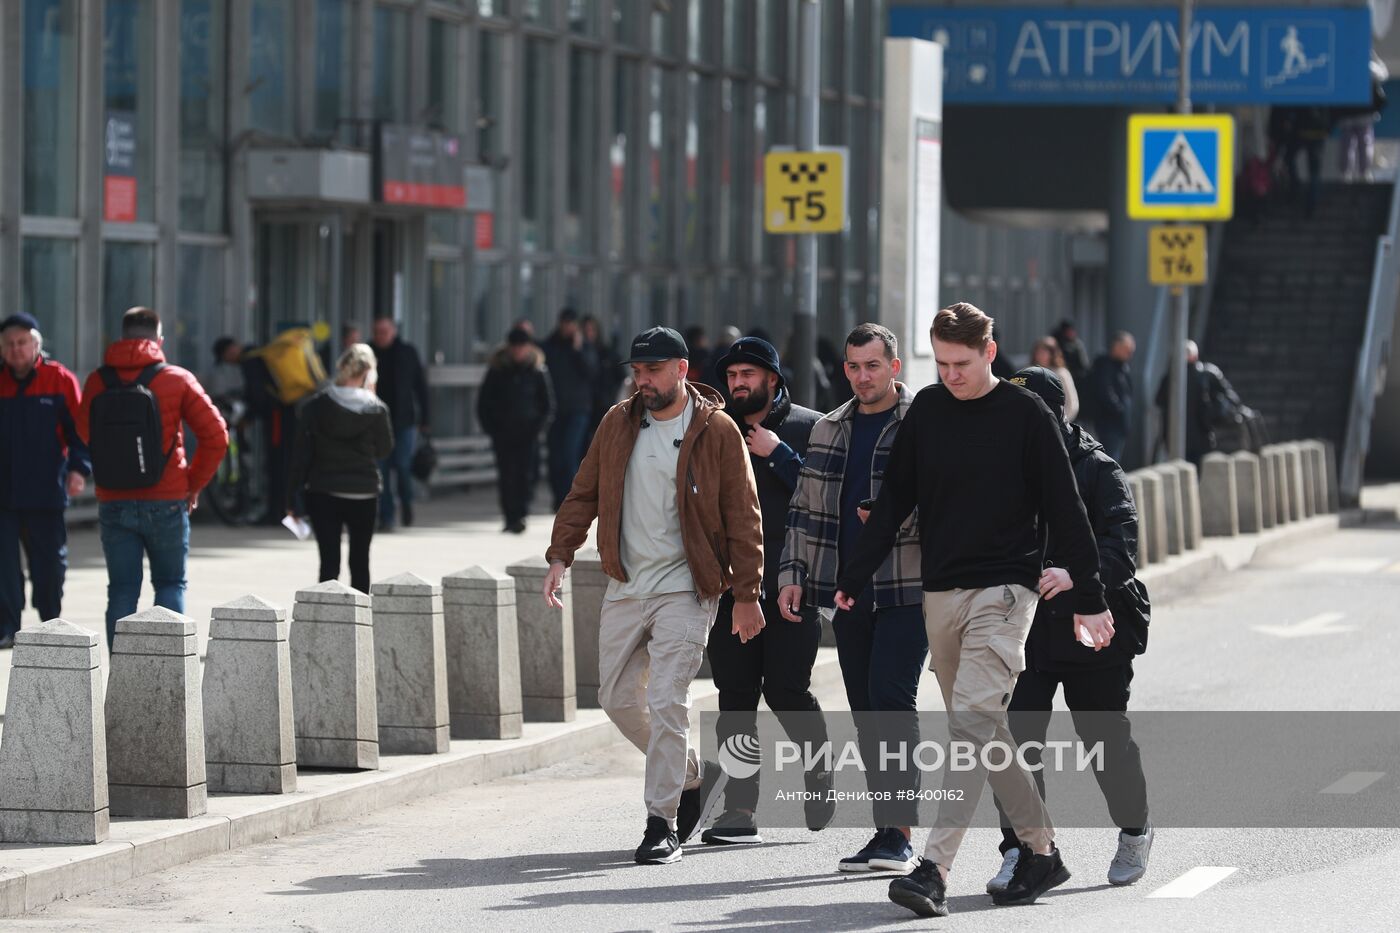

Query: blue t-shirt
<box><xmin>839</xmin><ymin>407</ymin><xmax>894</xmax><ymax>572</ymax></box>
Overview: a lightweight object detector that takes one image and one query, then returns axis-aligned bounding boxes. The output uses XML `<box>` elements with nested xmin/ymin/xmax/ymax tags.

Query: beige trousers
<box><xmin>597</xmin><ymin>591</ymin><xmax>716</xmax><ymax>828</ymax></box>
<box><xmin>921</xmin><ymin>585</ymin><xmax>1055</xmax><ymax>869</ymax></box>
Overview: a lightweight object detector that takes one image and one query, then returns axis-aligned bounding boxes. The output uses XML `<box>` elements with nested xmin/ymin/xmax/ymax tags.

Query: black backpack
<box><xmin>89</xmin><ymin>363</ymin><xmax>173</xmax><ymax>490</ymax></box>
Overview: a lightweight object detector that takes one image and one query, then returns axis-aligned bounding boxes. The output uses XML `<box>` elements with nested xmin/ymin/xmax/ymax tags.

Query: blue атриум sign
<box><xmin>887</xmin><ymin>5</ymin><xmax>1372</xmax><ymax>105</ymax></box>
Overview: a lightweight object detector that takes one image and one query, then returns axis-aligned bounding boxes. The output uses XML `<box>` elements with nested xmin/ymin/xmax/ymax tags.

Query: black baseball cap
<box><xmin>714</xmin><ymin>336</ymin><xmax>785</xmax><ymax>389</ymax></box>
<box><xmin>0</xmin><ymin>312</ymin><xmax>40</xmax><ymax>334</ymax></box>
<box><xmin>621</xmin><ymin>326</ymin><xmax>688</xmax><ymax>364</ymax></box>
<box><xmin>1010</xmin><ymin>366</ymin><xmax>1066</xmax><ymax>416</ymax></box>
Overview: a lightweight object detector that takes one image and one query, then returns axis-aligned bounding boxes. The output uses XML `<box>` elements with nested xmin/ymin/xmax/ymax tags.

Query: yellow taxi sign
<box><xmin>764</xmin><ymin>149</ymin><xmax>846</xmax><ymax>234</ymax></box>
<box><xmin>1148</xmin><ymin>224</ymin><xmax>1208</xmax><ymax>285</ymax></box>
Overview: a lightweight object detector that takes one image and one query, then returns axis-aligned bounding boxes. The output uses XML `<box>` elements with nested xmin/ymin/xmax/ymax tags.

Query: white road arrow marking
<box><xmin>1147</xmin><ymin>866</ymin><xmax>1238</xmax><ymax>898</ymax></box>
<box><xmin>1320</xmin><ymin>771</ymin><xmax>1385</xmax><ymax>794</ymax></box>
<box><xmin>1252</xmin><ymin>611</ymin><xmax>1353</xmax><ymax>639</ymax></box>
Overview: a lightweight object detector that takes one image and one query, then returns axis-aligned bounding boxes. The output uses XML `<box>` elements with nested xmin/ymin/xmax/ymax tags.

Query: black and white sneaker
<box><xmin>634</xmin><ymin>815</ymin><xmax>682</xmax><ymax>864</ymax></box>
<box><xmin>701</xmin><ymin>809</ymin><xmax>763</xmax><ymax>845</ymax></box>
<box><xmin>888</xmin><ymin>858</ymin><xmax>949</xmax><ymax>918</ymax></box>
<box><xmin>837</xmin><ymin>828</ymin><xmax>915</xmax><ymax>873</ymax></box>
<box><xmin>992</xmin><ymin>845</ymin><xmax>1071</xmax><ymax>906</ymax></box>
<box><xmin>676</xmin><ymin>759</ymin><xmax>728</xmax><ymax>844</ymax></box>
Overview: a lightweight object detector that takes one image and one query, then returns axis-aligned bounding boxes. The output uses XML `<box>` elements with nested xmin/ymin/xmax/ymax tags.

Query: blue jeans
<box><xmin>98</xmin><ymin>499</ymin><xmax>190</xmax><ymax>645</ymax></box>
<box><xmin>0</xmin><ymin>508</ymin><xmax>68</xmax><ymax>638</ymax></box>
<box><xmin>547</xmin><ymin>412</ymin><xmax>590</xmax><ymax>509</ymax></box>
<box><xmin>378</xmin><ymin>426</ymin><xmax>417</xmax><ymax>526</ymax></box>
<box><xmin>832</xmin><ymin>590</ymin><xmax>928</xmax><ymax>828</ymax></box>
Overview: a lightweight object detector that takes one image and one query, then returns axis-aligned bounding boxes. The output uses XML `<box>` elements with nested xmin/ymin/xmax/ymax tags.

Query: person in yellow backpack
<box><xmin>246</xmin><ymin>327</ymin><xmax>329</xmax><ymax>525</ymax></box>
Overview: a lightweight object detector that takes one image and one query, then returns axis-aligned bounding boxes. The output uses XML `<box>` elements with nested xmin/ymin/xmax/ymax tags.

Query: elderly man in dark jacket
<box><xmin>699</xmin><ymin>337</ymin><xmax>834</xmax><ymax>846</ymax></box>
<box><xmin>478</xmin><ymin>327</ymin><xmax>555</xmax><ymax>534</ymax></box>
<box><xmin>0</xmin><ymin>313</ymin><xmax>91</xmax><ymax>648</ymax></box>
<box><xmin>988</xmin><ymin>366</ymin><xmax>1153</xmax><ymax>894</ymax></box>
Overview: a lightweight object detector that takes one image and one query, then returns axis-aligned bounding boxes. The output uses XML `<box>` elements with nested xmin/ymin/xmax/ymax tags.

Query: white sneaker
<box><xmin>985</xmin><ymin>847</ymin><xmax>1020</xmax><ymax>894</ymax></box>
<box><xmin>1107</xmin><ymin>825</ymin><xmax>1153</xmax><ymax>886</ymax></box>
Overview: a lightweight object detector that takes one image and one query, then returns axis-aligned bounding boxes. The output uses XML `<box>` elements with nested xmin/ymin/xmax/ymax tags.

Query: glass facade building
<box><xmin>0</xmin><ymin>0</ymin><xmax>1094</xmax><ymax>440</ymax></box>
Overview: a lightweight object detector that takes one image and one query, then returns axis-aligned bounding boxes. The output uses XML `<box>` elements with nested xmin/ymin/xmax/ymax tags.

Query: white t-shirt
<box><xmin>605</xmin><ymin>403</ymin><xmax>696</xmax><ymax>601</ymax></box>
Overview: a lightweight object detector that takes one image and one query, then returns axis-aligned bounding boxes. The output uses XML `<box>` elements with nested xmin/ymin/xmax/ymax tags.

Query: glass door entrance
<box><xmin>253</xmin><ymin>212</ymin><xmax>344</xmax><ymax>345</ymax></box>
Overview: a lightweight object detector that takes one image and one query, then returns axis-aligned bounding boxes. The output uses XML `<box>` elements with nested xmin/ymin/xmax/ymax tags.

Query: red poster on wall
<box><xmin>475</xmin><ymin>212</ymin><xmax>495</xmax><ymax>251</ymax></box>
<box><xmin>104</xmin><ymin>176</ymin><xmax>137</xmax><ymax>223</ymax></box>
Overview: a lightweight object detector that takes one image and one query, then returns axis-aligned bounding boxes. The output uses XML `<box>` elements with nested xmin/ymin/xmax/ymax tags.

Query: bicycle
<box><xmin>206</xmin><ymin>398</ymin><xmax>268</xmax><ymax>526</ymax></box>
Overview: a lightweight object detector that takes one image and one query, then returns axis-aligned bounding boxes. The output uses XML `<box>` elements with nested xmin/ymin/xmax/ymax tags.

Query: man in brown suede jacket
<box><xmin>543</xmin><ymin>326</ymin><xmax>764</xmax><ymax>866</ymax></box>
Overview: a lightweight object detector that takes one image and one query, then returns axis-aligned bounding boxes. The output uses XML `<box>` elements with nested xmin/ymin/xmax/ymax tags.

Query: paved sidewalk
<box><xmin>0</xmin><ymin>485</ymin><xmax>572</xmax><ymax>718</ymax></box>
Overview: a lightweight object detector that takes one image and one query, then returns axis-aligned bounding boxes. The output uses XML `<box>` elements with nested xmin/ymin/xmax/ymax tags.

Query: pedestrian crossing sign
<box><xmin>1128</xmin><ymin>114</ymin><xmax>1235</xmax><ymax>220</ymax></box>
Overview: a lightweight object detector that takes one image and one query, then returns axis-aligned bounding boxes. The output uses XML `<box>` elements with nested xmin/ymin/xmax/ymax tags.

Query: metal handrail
<box><xmin>1340</xmin><ymin>181</ymin><xmax>1400</xmax><ymax>505</ymax></box>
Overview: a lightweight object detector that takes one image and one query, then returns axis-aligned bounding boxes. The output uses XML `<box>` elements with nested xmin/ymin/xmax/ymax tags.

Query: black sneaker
<box><xmin>634</xmin><ymin>815</ymin><xmax>682</xmax><ymax>864</ymax></box>
<box><xmin>676</xmin><ymin>759</ymin><xmax>728</xmax><ymax>844</ymax></box>
<box><xmin>837</xmin><ymin>828</ymin><xmax>915</xmax><ymax>873</ymax></box>
<box><xmin>804</xmin><ymin>769</ymin><xmax>837</xmax><ymax>831</ymax></box>
<box><xmin>992</xmin><ymin>845</ymin><xmax>1071</xmax><ymax>906</ymax></box>
<box><xmin>888</xmin><ymin>858</ymin><xmax>949</xmax><ymax>918</ymax></box>
<box><xmin>401</xmin><ymin>502</ymin><xmax>414</xmax><ymax>527</ymax></box>
<box><xmin>701</xmin><ymin>809</ymin><xmax>763</xmax><ymax>845</ymax></box>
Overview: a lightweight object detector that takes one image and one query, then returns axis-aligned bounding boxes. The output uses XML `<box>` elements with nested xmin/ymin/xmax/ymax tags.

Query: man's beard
<box><xmin>642</xmin><ymin>384</ymin><xmax>680</xmax><ymax>412</ymax></box>
<box><xmin>728</xmin><ymin>383</ymin><xmax>771</xmax><ymax>417</ymax></box>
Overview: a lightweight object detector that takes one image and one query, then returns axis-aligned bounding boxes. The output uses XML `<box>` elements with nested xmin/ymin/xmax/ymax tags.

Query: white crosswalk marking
<box><xmin>1320</xmin><ymin>771</ymin><xmax>1386</xmax><ymax>794</ymax></box>
<box><xmin>1147</xmin><ymin>866</ymin><xmax>1238</xmax><ymax>898</ymax></box>
<box><xmin>1252</xmin><ymin>611</ymin><xmax>1353</xmax><ymax>639</ymax></box>
<box><xmin>1298</xmin><ymin>558</ymin><xmax>1390</xmax><ymax>575</ymax></box>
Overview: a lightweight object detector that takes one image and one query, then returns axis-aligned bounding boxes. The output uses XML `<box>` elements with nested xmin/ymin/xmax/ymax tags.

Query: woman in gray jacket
<box><xmin>288</xmin><ymin>344</ymin><xmax>394</xmax><ymax>593</ymax></box>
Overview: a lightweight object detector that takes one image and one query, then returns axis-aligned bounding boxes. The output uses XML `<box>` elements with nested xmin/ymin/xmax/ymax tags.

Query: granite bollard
<box><xmin>1265</xmin><ymin>446</ymin><xmax>1292</xmax><ymax>524</ymax></box>
<box><xmin>569</xmin><ymin>549</ymin><xmax>607</xmax><ymax>708</ymax></box>
<box><xmin>291</xmin><ymin>580</ymin><xmax>378</xmax><ymax>769</ymax></box>
<box><xmin>106</xmin><ymin>607</ymin><xmax>207</xmax><ymax>818</ymax></box>
<box><xmin>1200</xmin><ymin>453</ymin><xmax>1240</xmax><ymax>537</ymax></box>
<box><xmin>203</xmin><ymin>595</ymin><xmax>296</xmax><ymax>794</ymax></box>
<box><xmin>1294</xmin><ymin>442</ymin><xmax>1318</xmax><ymax>517</ymax></box>
<box><xmin>1151</xmin><ymin>466</ymin><xmax>1186</xmax><ymax>556</ymax></box>
<box><xmin>1169</xmin><ymin>460</ymin><xmax>1203</xmax><ymax>550</ymax></box>
<box><xmin>1281</xmin><ymin>444</ymin><xmax>1308</xmax><ymax>520</ymax></box>
<box><xmin>1126</xmin><ymin>474</ymin><xmax>1146</xmax><ymax>561</ymax></box>
<box><xmin>1258</xmin><ymin>447</ymin><xmax>1278</xmax><ymax>529</ymax></box>
<box><xmin>442</xmin><ymin>567</ymin><xmax>523</xmax><ymax>740</ymax></box>
<box><xmin>1133</xmin><ymin>470</ymin><xmax>1168</xmax><ymax>564</ymax></box>
<box><xmin>0</xmin><ymin>620</ymin><xmax>108</xmax><ymax>843</ymax></box>
<box><xmin>1302</xmin><ymin>441</ymin><xmax>1329</xmax><ymax>517</ymax></box>
<box><xmin>506</xmin><ymin>557</ymin><xmax>577</xmax><ymax>722</ymax></box>
<box><xmin>1321</xmin><ymin>439</ymin><xmax>1340</xmax><ymax>512</ymax></box>
<box><xmin>1230</xmin><ymin>451</ymin><xmax>1265</xmax><ymax>534</ymax></box>
<box><xmin>372</xmin><ymin>574</ymin><xmax>451</xmax><ymax>754</ymax></box>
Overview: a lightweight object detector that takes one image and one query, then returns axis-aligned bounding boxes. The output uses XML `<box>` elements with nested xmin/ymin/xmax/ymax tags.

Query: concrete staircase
<box><xmin>1203</xmin><ymin>182</ymin><xmax>1392</xmax><ymax>450</ymax></box>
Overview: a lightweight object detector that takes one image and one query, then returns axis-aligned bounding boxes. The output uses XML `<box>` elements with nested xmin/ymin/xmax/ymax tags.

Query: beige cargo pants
<box><xmin>921</xmin><ymin>584</ymin><xmax>1055</xmax><ymax>870</ymax></box>
<box><xmin>597</xmin><ymin>591</ymin><xmax>717</xmax><ymax>829</ymax></box>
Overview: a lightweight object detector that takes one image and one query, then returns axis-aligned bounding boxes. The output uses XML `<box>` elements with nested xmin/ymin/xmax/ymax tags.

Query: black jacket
<box><xmin>1027</xmin><ymin>424</ymin><xmax>1150</xmax><ymax>672</ymax></box>
<box><xmin>477</xmin><ymin>345</ymin><xmax>555</xmax><ymax>439</ymax></box>
<box><xmin>541</xmin><ymin>331</ymin><xmax>598</xmax><ymax>415</ymax></box>
<box><xmin>1154</xmin><ymin>361</ymin><xmax>1243</xmax><ymax>459</ymax></box>
<box><xmin>288</xmin><ymin>385</ymin><xmax>394</xmax><ymax>509</ymax></box>
<box><xmin>1085</xmin><ymin>354</ymin><xmax>1133</xmax><ymax>431</ymax></box>
<box><xmin>737</xmin><ymin>388</ymin><xmax>820</xmax><ymax>599</ymax></box>
<box><xmin>373</xmin><ymin>338</ymin><xmax>430</xmax><ymax>430</ymax></box>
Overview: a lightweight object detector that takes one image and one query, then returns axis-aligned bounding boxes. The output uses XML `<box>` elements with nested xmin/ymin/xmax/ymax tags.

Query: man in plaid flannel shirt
<box><xmin>777</xmin><ymin>323</ymin><xmax>925</xmax><ymax>874</ymax></box>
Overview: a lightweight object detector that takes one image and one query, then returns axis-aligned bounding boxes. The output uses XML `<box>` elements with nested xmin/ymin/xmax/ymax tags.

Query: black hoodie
<box><xmin>288</xmin><ymin>385</ymin><xmax>394</xmax><ymax>509</ymax></box>
<box><xmin>1027</xmin><ymin>423</ymin><xmax>1150</xmax><ymax>671</ymax></box>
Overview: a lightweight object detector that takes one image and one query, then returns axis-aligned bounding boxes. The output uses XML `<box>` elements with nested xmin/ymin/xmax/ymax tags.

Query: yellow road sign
<box><xmin>1149</xmin><ymin>224</ymin><xmax>1208</xmax><ymax>285</ymax></box>
<box><xmin>764</xmin><ymin>150</ymin><xmax>845</xmax><ymax>234</ymax></box>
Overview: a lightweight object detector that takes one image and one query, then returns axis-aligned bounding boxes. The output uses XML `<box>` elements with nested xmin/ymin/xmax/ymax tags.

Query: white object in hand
<box><xmin>282</xmin><ymin>515</ymin><xmax>312</xmax><ymax>541</ymax></box>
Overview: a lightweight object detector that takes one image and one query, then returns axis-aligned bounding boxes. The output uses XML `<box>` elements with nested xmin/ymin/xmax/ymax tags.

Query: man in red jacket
<box><xmin>77</xmin><ymin>307</ymin><xmax>228</xmax><ymax>644</ymax></box>
<box><xmin>0</xmin><ymin>313</ymin><xmax>91</xmax><ymax>649</ymax></box>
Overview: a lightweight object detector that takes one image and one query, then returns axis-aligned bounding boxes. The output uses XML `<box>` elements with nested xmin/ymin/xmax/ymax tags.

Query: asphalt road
<box><xmin>11</xmin><ymin>517</ymin><xmax>1400</xmax><ymax>931</ymax></box>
